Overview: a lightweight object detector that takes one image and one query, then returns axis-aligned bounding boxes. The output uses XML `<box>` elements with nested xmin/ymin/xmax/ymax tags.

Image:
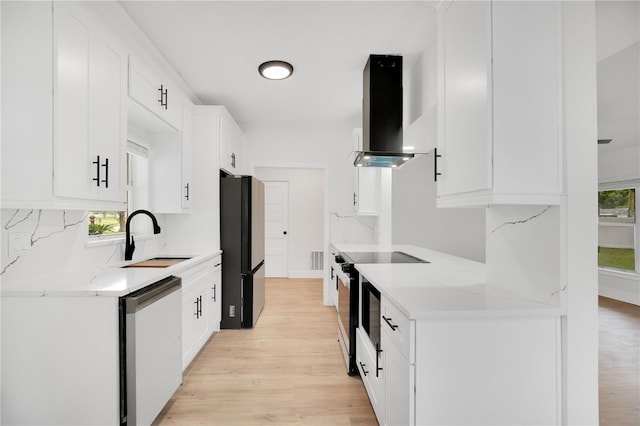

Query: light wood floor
<box><xmin>154</xmin><ymin>278</ymin><xmax>377</xmax><ymax>425</ymax></box>
<box><xmin>598</xmin><ymin>296</ymin><xmax>640</xmax><ymax>426</ymax></box>
<box><xmin>155</xmin><ymin>282</ymin><xmax>639</xmax><ymax>425</ymax></box>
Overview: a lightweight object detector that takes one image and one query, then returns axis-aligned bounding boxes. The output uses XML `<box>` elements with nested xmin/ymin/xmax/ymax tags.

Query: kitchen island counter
<box><xmin>332</xmin><ymin>243</ymin><xmax>563</xmax><ymax>318</ymax></box>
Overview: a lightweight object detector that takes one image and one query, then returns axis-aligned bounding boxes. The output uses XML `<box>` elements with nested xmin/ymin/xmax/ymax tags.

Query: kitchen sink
<box><xmin>122</xmin><ymin>257</ymin><xmax>192</xmax><ymax>268</ymax></box>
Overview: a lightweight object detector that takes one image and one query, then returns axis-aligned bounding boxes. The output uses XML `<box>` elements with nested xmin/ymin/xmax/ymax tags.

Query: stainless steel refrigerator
<box><xmin>220</xmin><ymin>175</ymin><xmax>265</xmax><ymax>329</ymax></box>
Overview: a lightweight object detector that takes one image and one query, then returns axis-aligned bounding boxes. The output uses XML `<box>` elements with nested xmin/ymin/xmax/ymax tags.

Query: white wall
<box><xmin>255</xmin><ymin>167</ymin><xmax>324</xmax><ymax>278</ymax></box>
<box><xmin>561</xmin><ymin>2</ymin><xmax>600</xmax><ymax>423</ymax></box>
<box><xmin>391</xmin><ymin>154</ymin><xmax>486</xmax><ymax>262</ymax></box>
<box><xmin>242</xmin><ymin>119</ymin><xmax>378</xmax><ymax>244</ymax></box>
<box><xmin>242</xmin><ymin>119</ymin><xmax>377</xmax><ymax>304</ymax></box>
<box><xmin>0</xmin><ymin>209</ymin><xmax>167</xmax><ymax>284</ymax></box>
<box><xmin>392</xmin><ymin>29</ymin><xmax>485</xmax><ymax>263</ymax></box>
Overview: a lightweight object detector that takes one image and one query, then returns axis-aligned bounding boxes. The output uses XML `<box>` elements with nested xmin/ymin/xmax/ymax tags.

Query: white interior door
<box><xmin>264</xmin><ymin>181</ymin><xmax>289</xmax><ymax>277</ymax></box>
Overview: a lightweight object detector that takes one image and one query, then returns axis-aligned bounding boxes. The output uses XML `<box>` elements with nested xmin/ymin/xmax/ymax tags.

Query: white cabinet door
<box><xmin>437</xmin><ymin>0</ymin><xmax>492</xmax><ymax>199</ymax></box>
<box><xmin>356</xmin><ymin>328</ymin><xmax>385</xmax><ymax>423</ymax></box>
<box><xmin>208</xmin><ymin>261</ymin><xmax>222</xmax><ymax>333</ymax></box>
<box><xmin>129</xmin><ymin>55</ymin><xmax>182</xmax><ymax>130</ymax></box>
<box><xmin>219</xmin><ymin>112</ymin><xmax>241</xmax><ymax>174</ymax></box>
<box><xmin>181</xmin><ymin>101</ymin><xmax>193</xmax><ymax>210</ymax></box>
<box><xmin>436</xmin><ymin>0</ymin><xmax>562</xmax><ymax>207</ymax></box>
<box><xmin>181</xmin><ymin>285</ymin><xmax>196</xmax><ymax>371</ymax></box>
<box><xmin>52</xmin><ymin>2</ymin><xmax>95</xmax><ymax>201</ymax></box>
<box><xmin>352</xmin><ymin>128</ymin><xmax>381</xmax><ymax>215</ymax></box>
<box><xmin>193</xmin><ymin>286</ymin><xmax>210</xmax><ymax>350</ymax></box>
<box><xmin>52</xmin><ymin>1</ymin><xmax>127</xmax><ymax>206</ymax></box>
<box><xmin>180</xmin><ymin>260</ymin><xmax>216</xmax><ymax>371</ymax></box>
<box><xmin>383</xmin><ymin>329</ymin><xmax>415</xmax><ymax>426</ymax></box>
<box><xmin>354</xmin><ymin>167</ymin><xmax>381</xmax><ymax>215</ymax></box>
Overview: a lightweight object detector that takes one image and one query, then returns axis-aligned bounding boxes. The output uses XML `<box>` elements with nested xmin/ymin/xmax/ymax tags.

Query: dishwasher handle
<box><xmin>124</xmin><ymin>276</ymin><xmax>182</xmax><ymax>313</ymax></box>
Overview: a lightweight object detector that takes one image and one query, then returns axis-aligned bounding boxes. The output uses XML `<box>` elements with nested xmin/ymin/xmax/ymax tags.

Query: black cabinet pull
<box><xmin>198</xmin><ymin>295</ymin><xmax>202</xmax><ymax>317</ymax></box>
<box><xmin>212</xmin><ymin>284</ymin><xmax>216</xmax><ymax>302</ymax></box>
<box><xmin>184</xmin><ymin>183</ymin><xmax>190</xmax><ymax>200</ymax></box>
<box><xmin>353</xmin><ymin>192</ymin><xmax>357</xmax><ymax>206</ymax></box>
<box><xmin>434</xmin><ymin>148</ymin><xmax>442</xmax><ymax>182</ymax></box>
<box><xmin>376</xmin><ymin>343</ymin><xmax>383</xmax><ymax>377</ymax></box>
<box><xmin>194</xmin><ymin>298</ymin><xmax>199</xmax><ymax>318</ymax></box>
<box><xmin>101</xmin><ymin>157</ymin><xmax>109</xmax><ymax>188</ymax></box>
<box><xmin>231</xmin><ymin>152</ymin><xmax>236</xmax><ymax>168</ymax></box>
<box><xmin>92</xmin><ymin>155</ymin><xmax>100</xmax><ymax>187</ymax></box>
<box><xmin>158</xmin><ymin>84</ymin><xmax>168</xmax><ymax>109</ymax></box>
<box><xmin>383</xmin><ymin>315</ymin><xmax>399</xmax><ymax>331</ymax></box>
<box><xmin>359</xmin><ymin>361</ymin><xmax>369</xmax><ymax>376</ymax></box>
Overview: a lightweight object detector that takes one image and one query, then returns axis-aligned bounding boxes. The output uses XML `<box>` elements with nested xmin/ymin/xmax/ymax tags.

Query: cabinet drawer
<box><xmin>356</xmin><ymin>328</ymin><xmax>384</xmax><ymax>423</ymax></box>
<box><xmin>381</xmin><ymin>296</ymin><xmax>415</xmax><ymax>363</ymax></box>
<box><xmin>178</xmin><ymin>260</ymin><xmax>215</xmax><ymax>291</ymax></box>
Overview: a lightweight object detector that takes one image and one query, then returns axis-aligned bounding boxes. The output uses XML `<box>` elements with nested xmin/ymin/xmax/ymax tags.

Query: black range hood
<box><xmin>355</xmin><ymin>54</ymin><xmax>414</xmax><ymax>168</ymax></box>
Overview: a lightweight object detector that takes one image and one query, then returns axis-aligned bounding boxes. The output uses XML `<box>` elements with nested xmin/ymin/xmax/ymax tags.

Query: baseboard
<box><xmin>599</xmin><ymin>270</ymin><xmax>640</xmax><ymax>306</ymax></box>
<box><xmin>288</xmin><ymin>270</ymin><xmax>323</xmax><ymax>279</ymax></box>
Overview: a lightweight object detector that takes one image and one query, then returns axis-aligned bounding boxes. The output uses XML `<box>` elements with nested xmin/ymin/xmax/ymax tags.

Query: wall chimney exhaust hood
<box><xmin>355</xmin><ymin>54</ymin><xmax>414</xmax><ymax>168</ymax></box>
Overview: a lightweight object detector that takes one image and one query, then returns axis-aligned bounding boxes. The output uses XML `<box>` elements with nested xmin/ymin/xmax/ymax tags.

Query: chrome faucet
<box><xmin>124</xmin><ymin>210</ymin><xmax>161</xmax><ymax>261</ymax></box>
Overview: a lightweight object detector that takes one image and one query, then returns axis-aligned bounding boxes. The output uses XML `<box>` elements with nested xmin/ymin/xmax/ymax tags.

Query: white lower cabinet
<box><xmin>359</xmin><ymin>286</ymin><xmax>561</xmax><ymax>426</ymax></box>
<box><xmin>179</xmin><ymin>257</ymin><xmax>222</xmax><ymax>371</ymax></box>
<box><xmin>356</xmin><ymin>328</ymin><xmax>385</xmax><ymax>421</ymax></box>
<box><xmin>382</xmin><ymin>325</ymin><xmax>415</xmax><ymax>426</ymax></box>
<box><xmin>208</xmin><ymin>260</ymin><xmax>222</xmax><ymax>333</ymax></box>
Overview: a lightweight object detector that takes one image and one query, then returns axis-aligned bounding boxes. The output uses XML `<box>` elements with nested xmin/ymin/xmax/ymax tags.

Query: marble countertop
<box><xmin>332</xmin><ymin>243</ymin><xmax>562</xmax><ymax>320</ymax></box>
<box><xmin>1</xmin><ymin>251</ymin><xmax>222</xmax><ymax>297</ymax></box>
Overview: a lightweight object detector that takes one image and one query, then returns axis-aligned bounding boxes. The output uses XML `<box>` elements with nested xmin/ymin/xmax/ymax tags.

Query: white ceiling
<box><xmin>120</xmin><ymin>1</ymin><xmax>638</xmax><ymax>154</ymax></box>
<box><xmin>119</xmin><ymin>1</ymin><xmax>436</xmax><ymax>127</ymax></box>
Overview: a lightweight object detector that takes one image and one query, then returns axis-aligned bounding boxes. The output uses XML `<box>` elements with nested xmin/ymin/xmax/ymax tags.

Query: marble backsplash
<box><xmin>1</xmin><ymin>209</ymin><xmax>166</xmax><ymax>286</ymax></box>
<box><xmin>330</xmin><ymin>210</ymin><xmax>378</xmax><ymax>245</ymax></box>
<box><xmin>486</xmin><ymin>204</ymin><xmax>565</xmax><ymax>308</ymax></box>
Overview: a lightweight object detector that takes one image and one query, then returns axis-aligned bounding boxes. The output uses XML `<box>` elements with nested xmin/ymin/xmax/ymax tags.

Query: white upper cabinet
<box><xmin>129</xmin><ymin>55</ymin><xmax>183</xmax><ymax>131</ymax></box>
<box><xmin>436</xmin><ymin>0</ymin><xmax>563</xmax><ymax>207</ymax></box>
<box><xmin>146</xmin><ymin>91</ymin><xmax>194</xmax><ymax>214</ymax></box>
<box><xmin>1</xmin><ymin>1</ymin><xmax>194</xmax><ymax>212</ymax></box>
<box><xmin>219</xmin><ymin>110</ymin><xmax>242</xmax><ymax>175</ymax></box>
<box><xmin>53</xmin><ymin>2</ymin><xmax>127</xmax><ymax>206</ymax></box>
<box><xmin>1</xmin><ymin>1</ymin><xmax>127</xmax><ymax>210</ymax></box>
<box><xmin>181</xmin><ymin>102</ymin><xmax>193</xmax><ymax>210</ymax></box>
<box><xmin>352</xmin><ymin>128</ymin><xmax>381</xmax><ymax>215</ymax></box>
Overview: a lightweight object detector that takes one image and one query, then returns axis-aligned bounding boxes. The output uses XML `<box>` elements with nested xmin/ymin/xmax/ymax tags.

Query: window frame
<box><xmin>87</xmin><ymin>140</ymin><xmax>150</xmax><ymax>245</ymax></box>
<box><xmin>598</xmin><ymin>181</ymin><xmax>639</xmax><ymax>275</ymax></box>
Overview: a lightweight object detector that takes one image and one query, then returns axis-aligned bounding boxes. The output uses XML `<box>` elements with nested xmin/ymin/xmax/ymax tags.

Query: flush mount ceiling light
<box><xmin>258</xmin><ymin>60</ymin><xmax>293</xmax><ymax>80</ymax></box>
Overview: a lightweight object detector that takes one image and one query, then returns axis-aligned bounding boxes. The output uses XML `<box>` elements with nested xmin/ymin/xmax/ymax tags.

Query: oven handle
<box><xmin>359</xmin><ymin>361</ymin><xmax>369</xmax><ymax>376</ymax></box>
<box><xmin>336</xmin><ymin>269</ymin><xmax>351</xmax><ymax>288</ymax></box>
<box><xmin>376</xmin><ymin>343</ymin><xmax>383</xmax><ymax>377</ymax></box>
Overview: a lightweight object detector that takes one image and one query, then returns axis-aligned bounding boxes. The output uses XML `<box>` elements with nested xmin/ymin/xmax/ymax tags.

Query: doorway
<box><xmin>255</xmin><ymin>167</ymin><xmax>325</xmax><ymax>280</ymax></box>
<box><xmin>264</xmin><ymin>181</ymin><xmax>289</xmax><ymax>277</ymax></box>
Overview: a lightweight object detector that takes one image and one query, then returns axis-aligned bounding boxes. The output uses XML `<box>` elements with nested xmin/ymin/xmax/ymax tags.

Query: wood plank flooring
<box><xmin>155</xmin><ymin>282</ymin><xmax>639</xmax><ymax>425</ymax></box>
<box><xmin>154</xmin><ymin>278</ymin><xmax>377</xmax><ymax>425</ymax></box>
<box><xmin>598</xmin><ymin>296</ymin><xmax>640</xmax><ymax>426</ymax></box>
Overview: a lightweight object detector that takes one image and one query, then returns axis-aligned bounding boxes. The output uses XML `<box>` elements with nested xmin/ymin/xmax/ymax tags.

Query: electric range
<box><xmin>334</xmin><ymin>251</ymin><xmax>429</xmax><ymax>375</ymax></box>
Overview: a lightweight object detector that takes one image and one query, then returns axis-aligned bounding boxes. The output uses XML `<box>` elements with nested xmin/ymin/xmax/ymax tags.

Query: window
<box><xmin>88</xmin><ymin>141</ymin><xmax>149</xmax><ymax>237</ymax></box>
<box><xmin>598</xmin><ymin>187</ymin><xmax>637</xmax><ymax>272</ymax></box>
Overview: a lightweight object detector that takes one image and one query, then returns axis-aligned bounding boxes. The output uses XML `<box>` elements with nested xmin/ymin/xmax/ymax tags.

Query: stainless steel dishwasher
<box><xmin>119</xmin><ymin>276</ymin><xmax>182</xmax><ymax>426</ymax></box>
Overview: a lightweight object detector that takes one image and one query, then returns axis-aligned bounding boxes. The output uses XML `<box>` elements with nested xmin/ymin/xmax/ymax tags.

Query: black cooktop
<box><xmin>340</xmin><ymin>251</ymin><xmax>429</xmax><ymax>264</ymax></box>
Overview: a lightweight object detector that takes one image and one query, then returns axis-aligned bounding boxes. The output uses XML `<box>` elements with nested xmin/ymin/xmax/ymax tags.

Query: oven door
<box><xmin>361</xmin><ymin>278</ymin><xmax>381</xmax><ymax>350</ymax></box>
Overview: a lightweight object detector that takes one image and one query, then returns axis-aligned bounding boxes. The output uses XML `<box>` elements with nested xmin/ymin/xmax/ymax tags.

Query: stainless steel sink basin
<box><xmin>122</xmin><ymin>257</ymin><xmax>192</xmax><ymax>268</ymax></box>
